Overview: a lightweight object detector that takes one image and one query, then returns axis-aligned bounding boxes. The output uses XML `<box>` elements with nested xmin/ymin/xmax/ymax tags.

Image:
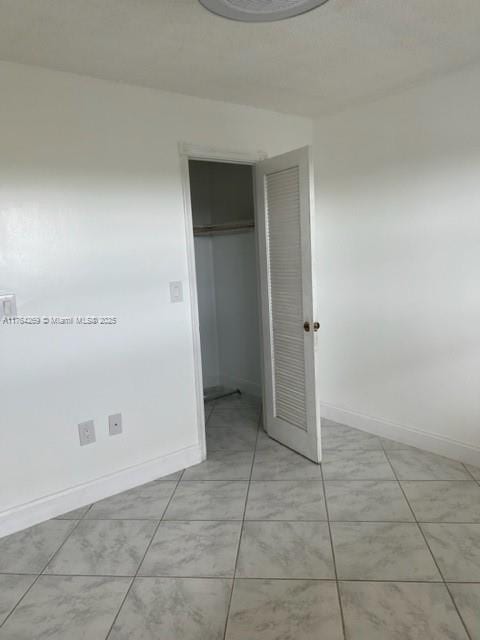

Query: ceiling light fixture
<box><xmin>198</xmin><ymin>0</ymin><xmax>331</xmax><ymax>23</ymax></box>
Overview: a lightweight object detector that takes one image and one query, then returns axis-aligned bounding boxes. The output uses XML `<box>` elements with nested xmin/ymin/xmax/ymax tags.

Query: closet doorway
<box><xmin>189</xmin><ymin>158</ymin><xmax>262</xmax><ymax>410</ymax></box>
<box><xmin>181</xmin><ymin>144</ymin><xmax>322</xmax><ymax>464</ymax></box>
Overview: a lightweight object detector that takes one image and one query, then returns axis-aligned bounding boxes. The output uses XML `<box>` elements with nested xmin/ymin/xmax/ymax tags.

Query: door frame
<box><xmin>179</xmin><ymin>143</ymin><xmax>267</xmax><ymax>460</ymax></box>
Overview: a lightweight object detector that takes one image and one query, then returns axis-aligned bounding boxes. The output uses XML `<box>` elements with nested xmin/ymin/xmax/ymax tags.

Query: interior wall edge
<box><xmin>0</xmin><ymin>443</ymin><xmax>203</xmax><ymax>539</ymax></box>
<box><xmin>321</xmin><ymin>402</ymin><xmax>480</xmax><ymax>468</ymax></box>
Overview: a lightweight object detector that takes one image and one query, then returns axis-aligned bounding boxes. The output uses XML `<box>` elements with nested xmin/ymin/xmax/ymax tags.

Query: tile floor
<box><xmin>1</xmin><ymin>396</ymin><xmax>480</xmax><ymax>639</ymax></box>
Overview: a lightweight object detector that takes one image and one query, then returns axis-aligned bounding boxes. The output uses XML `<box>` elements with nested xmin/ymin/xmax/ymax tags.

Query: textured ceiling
<box><xmin>1</xmin><ymin>0</ymin><xmax>480</xmax><ymax>116</ymax></box>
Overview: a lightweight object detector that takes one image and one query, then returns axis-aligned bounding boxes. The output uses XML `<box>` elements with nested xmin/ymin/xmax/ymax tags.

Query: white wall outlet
<box><xmin>108</xmin><ymin>413</ymin><xmax>122</xmax><ymax>436</ymax></box>
<box><xmin>169</xmin><ymin>281</ymin><xmax>183</xmax><ymax>303</ymax></box>
<box><xmin>78</xmin><ymin>420</ymin><xmax>96</xmax><ymax>446</ymax></box>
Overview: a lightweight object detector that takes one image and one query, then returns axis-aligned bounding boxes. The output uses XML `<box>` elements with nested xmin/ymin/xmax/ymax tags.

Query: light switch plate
<box><xmin>108</xmin><ymin>413</ymin><xmax>122</xmax><ymax>436</ymax></box>
<box><xmin>78</xmin><ymin>420</ymin><xmax>96</xmax><ymax>446</ymax></box>
<box><xmin>169</xmin><ymin>281</ymin><xmax>183</xmax><ymax>303</ymax></box>
<box><xmin>0</xmin><ymin>293</ymin><xmax>17</xmax><ymax>319</ymax></box>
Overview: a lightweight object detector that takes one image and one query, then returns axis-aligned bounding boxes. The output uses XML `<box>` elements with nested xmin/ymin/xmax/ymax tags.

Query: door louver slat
<box><xmin>265</xmin><ymin>166</ymin><xmax>307</xmax><ymax>431</ymax></box>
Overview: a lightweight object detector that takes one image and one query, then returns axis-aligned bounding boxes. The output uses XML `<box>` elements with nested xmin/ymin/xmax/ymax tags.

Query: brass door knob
<box><xmin>303</xmin><ymin>321</ymin><xmax>310</xmax><ymax>332</ymax></box>
<box><xmin>313</xmin><ymin>322</ymin><xmax>320</xmax><ymax>332</ymax></box>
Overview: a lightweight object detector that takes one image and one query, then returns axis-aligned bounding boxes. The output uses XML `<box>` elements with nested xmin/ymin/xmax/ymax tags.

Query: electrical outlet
<box><xmin>108</xmin><ymin>413</ymin><xmax>122</xmax><ymax>436</ymax></box>
<box><xmin>78</xmin><ymin>420</ymin><xmax>96</xmax><ymax>446</ymax></box>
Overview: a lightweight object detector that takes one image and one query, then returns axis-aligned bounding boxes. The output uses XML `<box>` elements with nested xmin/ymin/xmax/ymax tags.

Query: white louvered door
<box><xmin>255</xmin><ymin>147</ymin><xmax>321</xmax><ymax>462</ymax></box>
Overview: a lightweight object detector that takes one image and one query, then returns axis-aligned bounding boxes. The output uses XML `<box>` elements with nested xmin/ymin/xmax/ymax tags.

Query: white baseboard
<box><xmin>0</xmin><ymin>443</ymin><xmax>204</xmax><ymax>539</ymax></box>
<box><xmin>321</xmin><ymin>402</ymin><xmax>480</xmax><ymax>468</ymax></box>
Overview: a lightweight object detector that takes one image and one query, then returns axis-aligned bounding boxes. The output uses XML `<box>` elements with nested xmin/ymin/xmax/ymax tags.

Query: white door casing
<box><xmin>255</xmin><ymin>146</ymin><xmax>321</xmax><ymax>462</ymax></box>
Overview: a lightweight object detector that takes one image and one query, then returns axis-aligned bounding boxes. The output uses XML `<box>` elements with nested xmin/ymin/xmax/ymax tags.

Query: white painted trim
<box><xmin>0</xmin><ymin>444</ymin><xmax>202</xmax><ymax>539</ymax></box>
<box><xmin>178</xmin><ymin>142</ymin><xmax>267</xmax><ymax>455</ymax></box>
<box><xmin>179</xmin><ymin>143</ymin><xmax>266</xmax><ymax>165</ymax></box>
<box><xmin>179</xmin><ymin>150</ymin><xmax>208</xmax><ymax>460</ymax></box>
<box><xmin>321</xmin><ymin>402</ymin><xmax>480</xmax><ymax>468</ymax></box>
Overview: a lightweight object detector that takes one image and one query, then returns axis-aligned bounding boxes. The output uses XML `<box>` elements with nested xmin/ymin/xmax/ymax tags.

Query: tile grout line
<box><xmin>176</xmin><ymin>479</ymin><xmax>477</xmax><ymax>483</ymax></box>
<box><xmin>3</xmin><ymin>515</ymin><xmax>479</xmax><ymax>527</ymax></box>
<box><xmin>104</xmin><ymin>469</ymin><xmax>185</xmax><ymax>640</ymax></box>
<box><xmin>462</xmin><ymin>463</ymin><xmax>480</xmax><ymax>485</ymax></box>
<box><xmin>320</xmin><ymin>459</ymin><xmax>347</xmax><ymax>640</ymax></box>
<box><xmin>222</xmin><ymin>405</ymin><xmax>261</xmax><ymax>640</ymax></box>
<box><xmin>0</xmin><ymin>503</ymin><xmax>93</xmax><ymax>629</ymax></box>
<box><xmin>205</xmin><ymin>398</ymin><xmax>217</xmax><ymax>424</ymax></box>
<box><xmin>381</xmin><ymin>442</ymin><xmax>474</xmax><ymax>640</ymax></box>
<box><xmin>2</xmin><ymin>571</ymin><xmax>479</xmax><ymax>583</ymax></box>
<box><xmin>178</xmin><ymin>476</ymin><xmax>477</xmax><ymax>482</ymax></box>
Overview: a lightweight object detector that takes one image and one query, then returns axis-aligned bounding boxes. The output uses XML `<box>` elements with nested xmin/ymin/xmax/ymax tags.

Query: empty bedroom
<box><xmin>1</xmin><ymin>1</ymin><xmax>479</xmax><ymax>639</ymax></box>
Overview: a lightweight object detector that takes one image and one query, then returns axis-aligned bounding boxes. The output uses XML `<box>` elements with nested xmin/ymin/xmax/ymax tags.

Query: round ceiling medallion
<box><xmin>198</xmin><ymin>0</ymin><xmax>331</xmax><ymax>22</ymax></box>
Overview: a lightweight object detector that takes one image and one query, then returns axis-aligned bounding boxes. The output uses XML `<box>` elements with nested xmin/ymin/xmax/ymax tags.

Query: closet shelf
<box><xmin>193</xmin><ymin>220</ymin><xmax>254</xmax><ymax>236</ymax></box>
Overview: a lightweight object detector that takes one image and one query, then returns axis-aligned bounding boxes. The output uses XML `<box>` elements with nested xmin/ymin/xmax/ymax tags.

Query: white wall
<box><xmin>195</xmin><ymin>231</ymin><xmax>261</xmax><ymax>396</ymax></box>
<box><xmin>314</xmin><ymin>63</ymin><xmax>480</xmax><ymax>464</ymax></box>
<box><xmin>213</xmin><ymin>230</ymin><xmax>261</xmax><ymax>396</ymax></box>
<box><xmin>0</xmin><ymin>61</ymin><xmax>312</xmax><ymax>534</ymax></box>
<box><xmin>190</xmin><ymin>162</ymin><xmax>220</xmax><ymax>388</ymax></box>
<box><xmin>194</xmin><ymin>236</ymin><xmax>220</xmax><ymax>388</ymax></box>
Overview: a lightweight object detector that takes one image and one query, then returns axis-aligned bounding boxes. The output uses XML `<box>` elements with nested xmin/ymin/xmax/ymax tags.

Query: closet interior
<box><xmin>189</xmin><ymin>159</ymin><xmax>261</xmax><ymax>403</ymax></box>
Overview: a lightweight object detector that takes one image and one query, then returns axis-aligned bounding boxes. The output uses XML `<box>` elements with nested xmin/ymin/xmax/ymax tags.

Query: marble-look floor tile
<box><xmin>245</xmin><ymin>480</ymin><xmax>326</xmax><ymax>521</ymax></box>
<box><xmin>55</xmin><ymin>505</ymin><xmax>91</xmax><ymax>520</ymax></box>
<box><xmin>0</xmin><ymin>520</ymin><xmax>76</xmax><ymax>574</ymax></box>
<box><xmin>157</xmin><ymin>470</ymin><xmax>183</xmax><ymax>482</ymax></box>
<box><xmin>45</xmin><ymin>520</ymin><xmax>156</xmax><ymax>576</ymax></box>
<box><xmin>466</xmin><ymin>464</ymin><xmax>480</xmax><ymax>480</ymax></box>
<box><xmin>340</xmin><ymin>581</ymin><xmax>468</xmax><ymax>640</ymax></box>
<box><xmin>255</xmin><ymin>429</ymin><xmax>278</xmax><ymax>451</ymax></box>
<box><xmin>386</xmin><ymin>449</ymin><xmax>471</xmax><ymax>480</ymax></box>
<box><xmin>213</xmin><ymin>393</ymin><xmax>261</xmax><ymax>410</ymax></box>
<box><xmin>331</xmin><ymin>522</ymin><xmax>440</xmax><ymax>580</ymax></box>
<box><xmin>421</xmin><ymin>523</ymin><xmax>480</xmax><ymax>581</ymax></box>
<box><xmin>139</xmin><ymin>521</ymin><xmax>241</xmax><ymax>577</ymax></box>
<box><xmin>321</xmin><ymin>418</ymin><xmax>346</xmax><ymax>428</ymax></box>
<box><xmin>204</xmin><ymin>402</ymin><xmax>215</xmax><ymax>422</ymax></box>
<box><xmin>206</xmin><ymin>426</ymin><xmax>257</xmax><ymax>452</ymax></box>
<box><xmin>325</xmin><ymin>480</ymin><xmax>413</xmax><ymax>521</ymax></box>
<box><xmin>236</xmin><ymin>521</ymin><xmax>334</xmax><ymax>579</ymax></box>
<box><xmin>0</xmin><ymin>575</ymin><xmax>36</xmax><ymax>625</ymax></box>
<box><xmin>108</xmin><ymin>577</ymin><xmax>231</xmax><ymax>640</ymax></box>
<box><xmin>251</xmin><ymin>442</ymin><xmax>323</xmax><ymax>481</ymax></box>
<box><xmin>182</xmin><ymin>450</ymin><xmax>254</xmax><ymax>480</ymax></box>
<box><xmin>164</xmin><ymin>481</ymin><xmax>248</xmax><ymax>520</ymax></box>
<box><xmin>401</xmin><ymin>481</ymin><xmax>480</xmax><ymax>522</ymax></box>
<box><xmin>322</xmin><ymin>450</ymin><xmax>396</xmax><ymax>480</ymax></box>
<box><xmin>208</xmin><ymin>408</ymin><xmax>259</xmax><ymax>430</ymax></box>
<box><xmin>322</xmin><ymin>425</ymin><xmax>383</xmax><ymax>451</ymax></box>
<box><xmin>449</xmin><ymin>583</ymin><xmax>480</xmax><ymax>639</ymax></box>
<box><xmin>86</xmin><ymin>481</ymin><xmax>176</xmax><ymax>520</ymax></box>
<box><xmin>226</xmin><ymin>579</ymin><xmax>343</xmax><ymax>640</ymax></box>
<box><xmin>381</xmin><ymin>438</ymin><xmax>421</xmax><ymax>452</ymax></box>
<box><xmin>0</xmin><ymin>575</ymin><xmax>131</xmax><ymax>640</ymax></box>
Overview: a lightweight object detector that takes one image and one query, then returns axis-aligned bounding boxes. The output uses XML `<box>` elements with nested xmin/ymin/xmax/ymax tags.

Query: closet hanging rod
<box><xmin>193</xmin><ymin>220</ymin><xmax>255</xmax><ymax>236</ymax></box>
